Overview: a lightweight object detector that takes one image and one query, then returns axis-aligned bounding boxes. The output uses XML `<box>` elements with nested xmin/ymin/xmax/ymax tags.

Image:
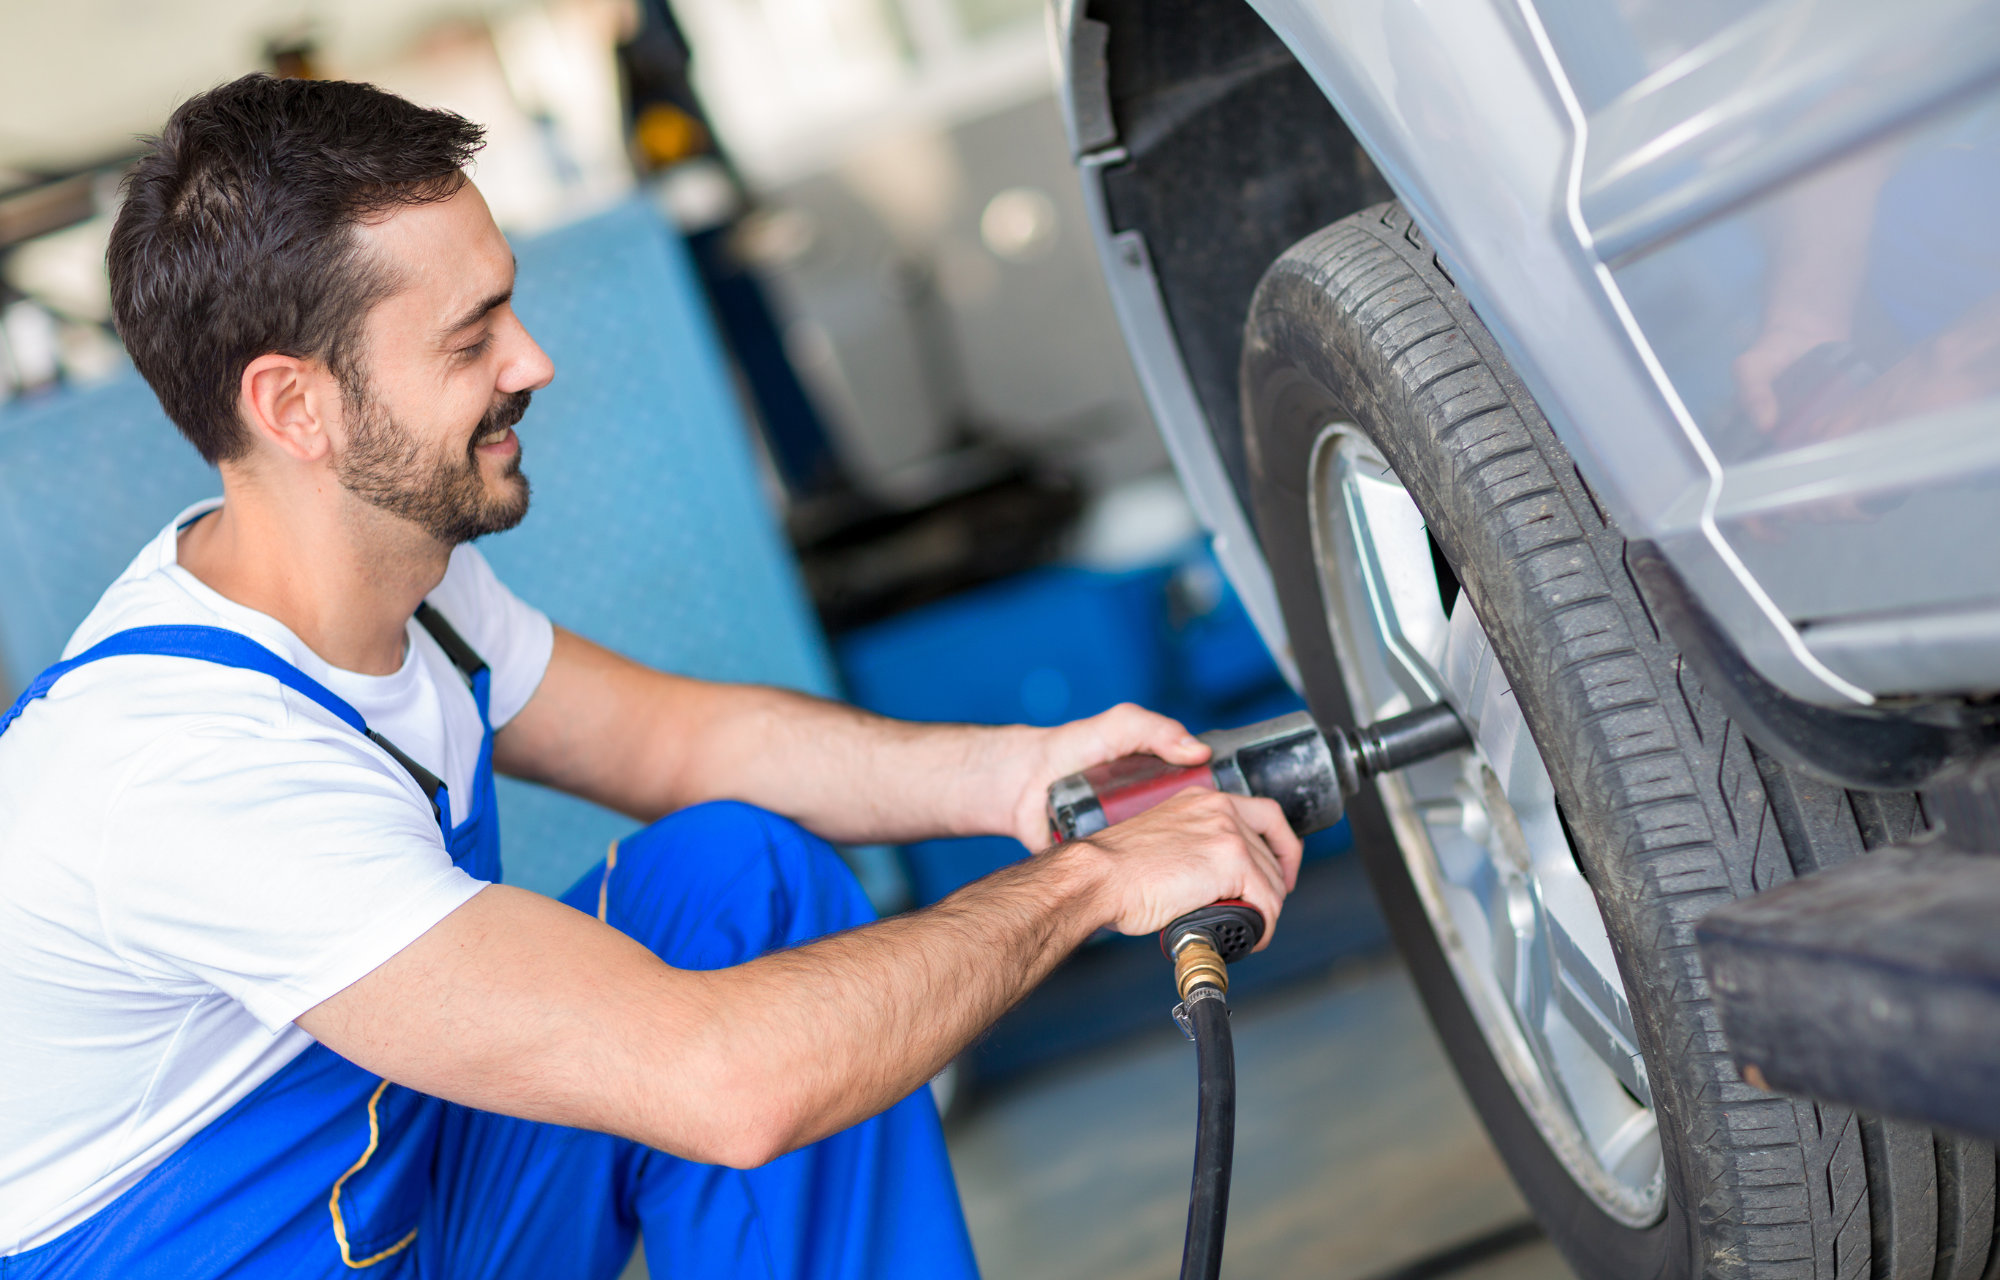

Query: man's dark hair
<box><xmin>108</xmin><ymin>75</ymin><xmax>485</xmax><ymax>465</ymax></box>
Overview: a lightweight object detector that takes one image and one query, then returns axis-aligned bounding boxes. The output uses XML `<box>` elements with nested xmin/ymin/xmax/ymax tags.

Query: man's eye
<box><xmin>457</xmin><ymin>336</ymin><xmax>491</xmax><ymax>360</ymax></box>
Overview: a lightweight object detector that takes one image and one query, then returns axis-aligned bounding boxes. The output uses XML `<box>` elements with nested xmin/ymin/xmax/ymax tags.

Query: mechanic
<box><xmin>0</xmin><ymin>76</ymin><xmax>1302</xmax><ymax>1279</ymax></box>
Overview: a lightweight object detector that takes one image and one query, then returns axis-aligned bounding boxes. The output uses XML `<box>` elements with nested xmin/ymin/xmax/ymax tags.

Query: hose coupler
<box><xmin>1172</xmin><ymin>934</ymin><xmax>1230</xmax><ymax>1001</ymax></box>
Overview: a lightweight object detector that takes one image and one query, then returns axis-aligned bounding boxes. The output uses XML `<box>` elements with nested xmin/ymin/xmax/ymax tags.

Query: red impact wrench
<box><xmin>1045</xmin><ymin>702</ymin><xmax>1470</xmax><ymax>956</ymax></box>
<box><xmin>1043</xmin><ymin>702</ymin><xmax>1470</xmax><ymax>1280</ymax></box>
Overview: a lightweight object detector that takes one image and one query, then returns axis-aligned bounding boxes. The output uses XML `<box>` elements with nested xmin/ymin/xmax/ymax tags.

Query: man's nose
<box><xmin>500</xmin><ymin>317</ymin><xmax>555</xmax><ymax>394</ymax></box>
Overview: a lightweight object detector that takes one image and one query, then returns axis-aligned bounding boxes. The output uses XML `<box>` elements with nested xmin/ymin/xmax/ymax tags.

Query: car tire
<box><xmin>1238</xmin><ymin>202</ymin><xmax>1995</xmax><ymax>1280</ymax></box>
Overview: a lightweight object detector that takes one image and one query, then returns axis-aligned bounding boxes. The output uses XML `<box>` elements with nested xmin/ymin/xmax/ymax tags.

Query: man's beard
<box><xmin>335</xmin><ymin>384</ymin><xmax>533</xmax><ymax>546</ymax></box>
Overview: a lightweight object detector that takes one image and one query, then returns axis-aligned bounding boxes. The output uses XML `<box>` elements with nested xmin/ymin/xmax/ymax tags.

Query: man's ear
<box><xmin>239</xmin><ymin>354</ymin><xmax>342</xmax><ymax>463</ymax></box>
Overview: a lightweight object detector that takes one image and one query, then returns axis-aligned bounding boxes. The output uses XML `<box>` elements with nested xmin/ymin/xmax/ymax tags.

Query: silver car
<box><xmin>1055</xmin><ymin>0</ymin><xmax>2000</xmax><ymax>1276</ymax></box>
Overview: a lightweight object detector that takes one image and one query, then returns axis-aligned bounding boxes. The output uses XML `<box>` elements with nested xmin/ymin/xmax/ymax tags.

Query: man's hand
<box><xmin>986</xmin><ymin>702</ymin><xmax>1212</xmax><ymax>850</ymax></box>
<box><xmin>1072</xmin><ymin>787</ymin><xmax>1302</xmax><ymax>949</ymax></box>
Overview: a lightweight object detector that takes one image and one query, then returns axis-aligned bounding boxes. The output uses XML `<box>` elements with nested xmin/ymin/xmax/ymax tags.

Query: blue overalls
<box><xmin>1</xmin><ymin>610</ymin><xmax>978</xmax><ymax>1279</ymax></box>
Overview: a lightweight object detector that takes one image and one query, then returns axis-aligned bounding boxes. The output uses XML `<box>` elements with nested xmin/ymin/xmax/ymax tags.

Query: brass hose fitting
<box><xmin>1173</xmin><ymin>934</ymin><xmax>1230</xmax><ymax>1002</ymax></box>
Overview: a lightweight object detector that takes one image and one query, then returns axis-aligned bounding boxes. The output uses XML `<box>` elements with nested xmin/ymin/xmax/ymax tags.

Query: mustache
<box><xmin>473</xmin><ymin>390</ymin><xmax>533</xmax><ymax>445</ymax></box>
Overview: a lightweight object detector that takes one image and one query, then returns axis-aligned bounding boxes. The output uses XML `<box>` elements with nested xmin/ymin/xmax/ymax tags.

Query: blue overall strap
<box><xmin>0</xmin><ymin>624</ymin><xmax>448</xmax><ymax>827</ymax></box>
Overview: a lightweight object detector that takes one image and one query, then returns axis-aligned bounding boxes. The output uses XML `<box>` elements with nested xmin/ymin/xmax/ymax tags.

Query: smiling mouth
<box><xmin>470</xmin><ymin>390</ymin><xmax>533</xmax><ymax>456</ymax></box>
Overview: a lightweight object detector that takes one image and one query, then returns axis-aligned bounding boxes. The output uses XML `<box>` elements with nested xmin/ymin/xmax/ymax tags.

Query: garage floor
<box><xmin>947</xmin><ymin>958</ymin><xmax>1576</xmax><ymax>1280</ymax></box>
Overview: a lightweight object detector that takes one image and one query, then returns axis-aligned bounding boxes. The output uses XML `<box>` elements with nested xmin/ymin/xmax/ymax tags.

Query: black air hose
<box><xmin>1179</xmin><ymin>987</ymin><xmax>1235</xmax><ymax>1280</ymax></box>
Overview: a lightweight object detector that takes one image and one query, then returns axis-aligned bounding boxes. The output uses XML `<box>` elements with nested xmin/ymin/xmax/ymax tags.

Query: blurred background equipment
<box><xmin>0</xmin><ymin>2</ymin><xmax>1569</xmax><ymax>1274</ymax></box>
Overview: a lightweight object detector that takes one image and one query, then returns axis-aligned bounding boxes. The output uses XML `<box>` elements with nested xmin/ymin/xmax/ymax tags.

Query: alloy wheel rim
<box><xmin>1307</xmin><ymin>426</ymin><xmax>1665</xmax><ymax>1227</ymax></box>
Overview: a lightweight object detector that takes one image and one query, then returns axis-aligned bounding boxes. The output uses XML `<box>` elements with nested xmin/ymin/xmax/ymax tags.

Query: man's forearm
<box><xmin>302</xmin><ymin>838</ymin><xmax>1112</xmax><ymax>1168</ymax></box>
<box><xmin>667</xmin><ymin>683</ymin><xmax>1031</xmax><ymax>844</ymax></box>
<box><xmin>657</xmin><ymin>838</ymin><xmax>1106</xmax><ymax>1162</ymax></box>
<box><xmin>496</xmin><ymin>628</ymin><xmax>1029</xmax><ymax>843</ymax></box>
<box><xmin>501</xmin><ymin>627</ymin><xmax>1210</xmax><ymax>848</ymax></box>
<box><xmin>654</xmin><ymin>786</ymin><xmax>1292</xmax><ymax>1164</ymax></box>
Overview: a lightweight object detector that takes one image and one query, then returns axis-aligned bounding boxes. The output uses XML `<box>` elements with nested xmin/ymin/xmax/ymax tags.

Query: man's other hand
<box><xmin>995</xmin><ymin>702</ymin><xmax>1211</xmax><ymax>850</ymax></box>
<box><xmin>1068</xmin><ymin>788</ymin><xmax>1302</xmax><ymax>950</ymax></box>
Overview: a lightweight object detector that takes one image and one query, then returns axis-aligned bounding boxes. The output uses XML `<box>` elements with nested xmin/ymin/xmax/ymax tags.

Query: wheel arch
<box><xmin>1061</xmin><ymin>0</ymin><xmax>1396</xmax><ymax>522</ymax></box>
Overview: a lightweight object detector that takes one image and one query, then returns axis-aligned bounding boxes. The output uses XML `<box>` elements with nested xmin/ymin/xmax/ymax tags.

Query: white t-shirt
<box><xmin>0</xmin><ymin>499</ymin><xmax>555</xmax><ymax>1253</ymax></box>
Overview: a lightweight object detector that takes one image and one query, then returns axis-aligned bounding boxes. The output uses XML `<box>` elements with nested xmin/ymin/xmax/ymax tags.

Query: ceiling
<box><xmin>0</xmin><ymin>0</ymin><xmax>524</xmax><ymax>178</ymax></box>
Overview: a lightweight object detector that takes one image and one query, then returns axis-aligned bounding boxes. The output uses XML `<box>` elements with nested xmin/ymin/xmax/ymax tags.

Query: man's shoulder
<box><xmin>0</xmin><ymin>655</ymin><xmax>428</xmax><ymax>863</ymax></box>
<box><xmin>10</xmin><ymin>543</ymin><xmax>377</xmax><ymax>789</ymax></box>
<box><xmin>4</xmin><ymin>653</ymin><xmax>336</xmax><ymax>782</ymax></box>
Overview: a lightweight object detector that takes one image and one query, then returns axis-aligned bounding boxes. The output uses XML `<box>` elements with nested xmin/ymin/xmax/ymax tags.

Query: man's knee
<box><xmin>589</xmin><ymin>801</ymin><xmax>876</xmax><ymax>969</ymax></box>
